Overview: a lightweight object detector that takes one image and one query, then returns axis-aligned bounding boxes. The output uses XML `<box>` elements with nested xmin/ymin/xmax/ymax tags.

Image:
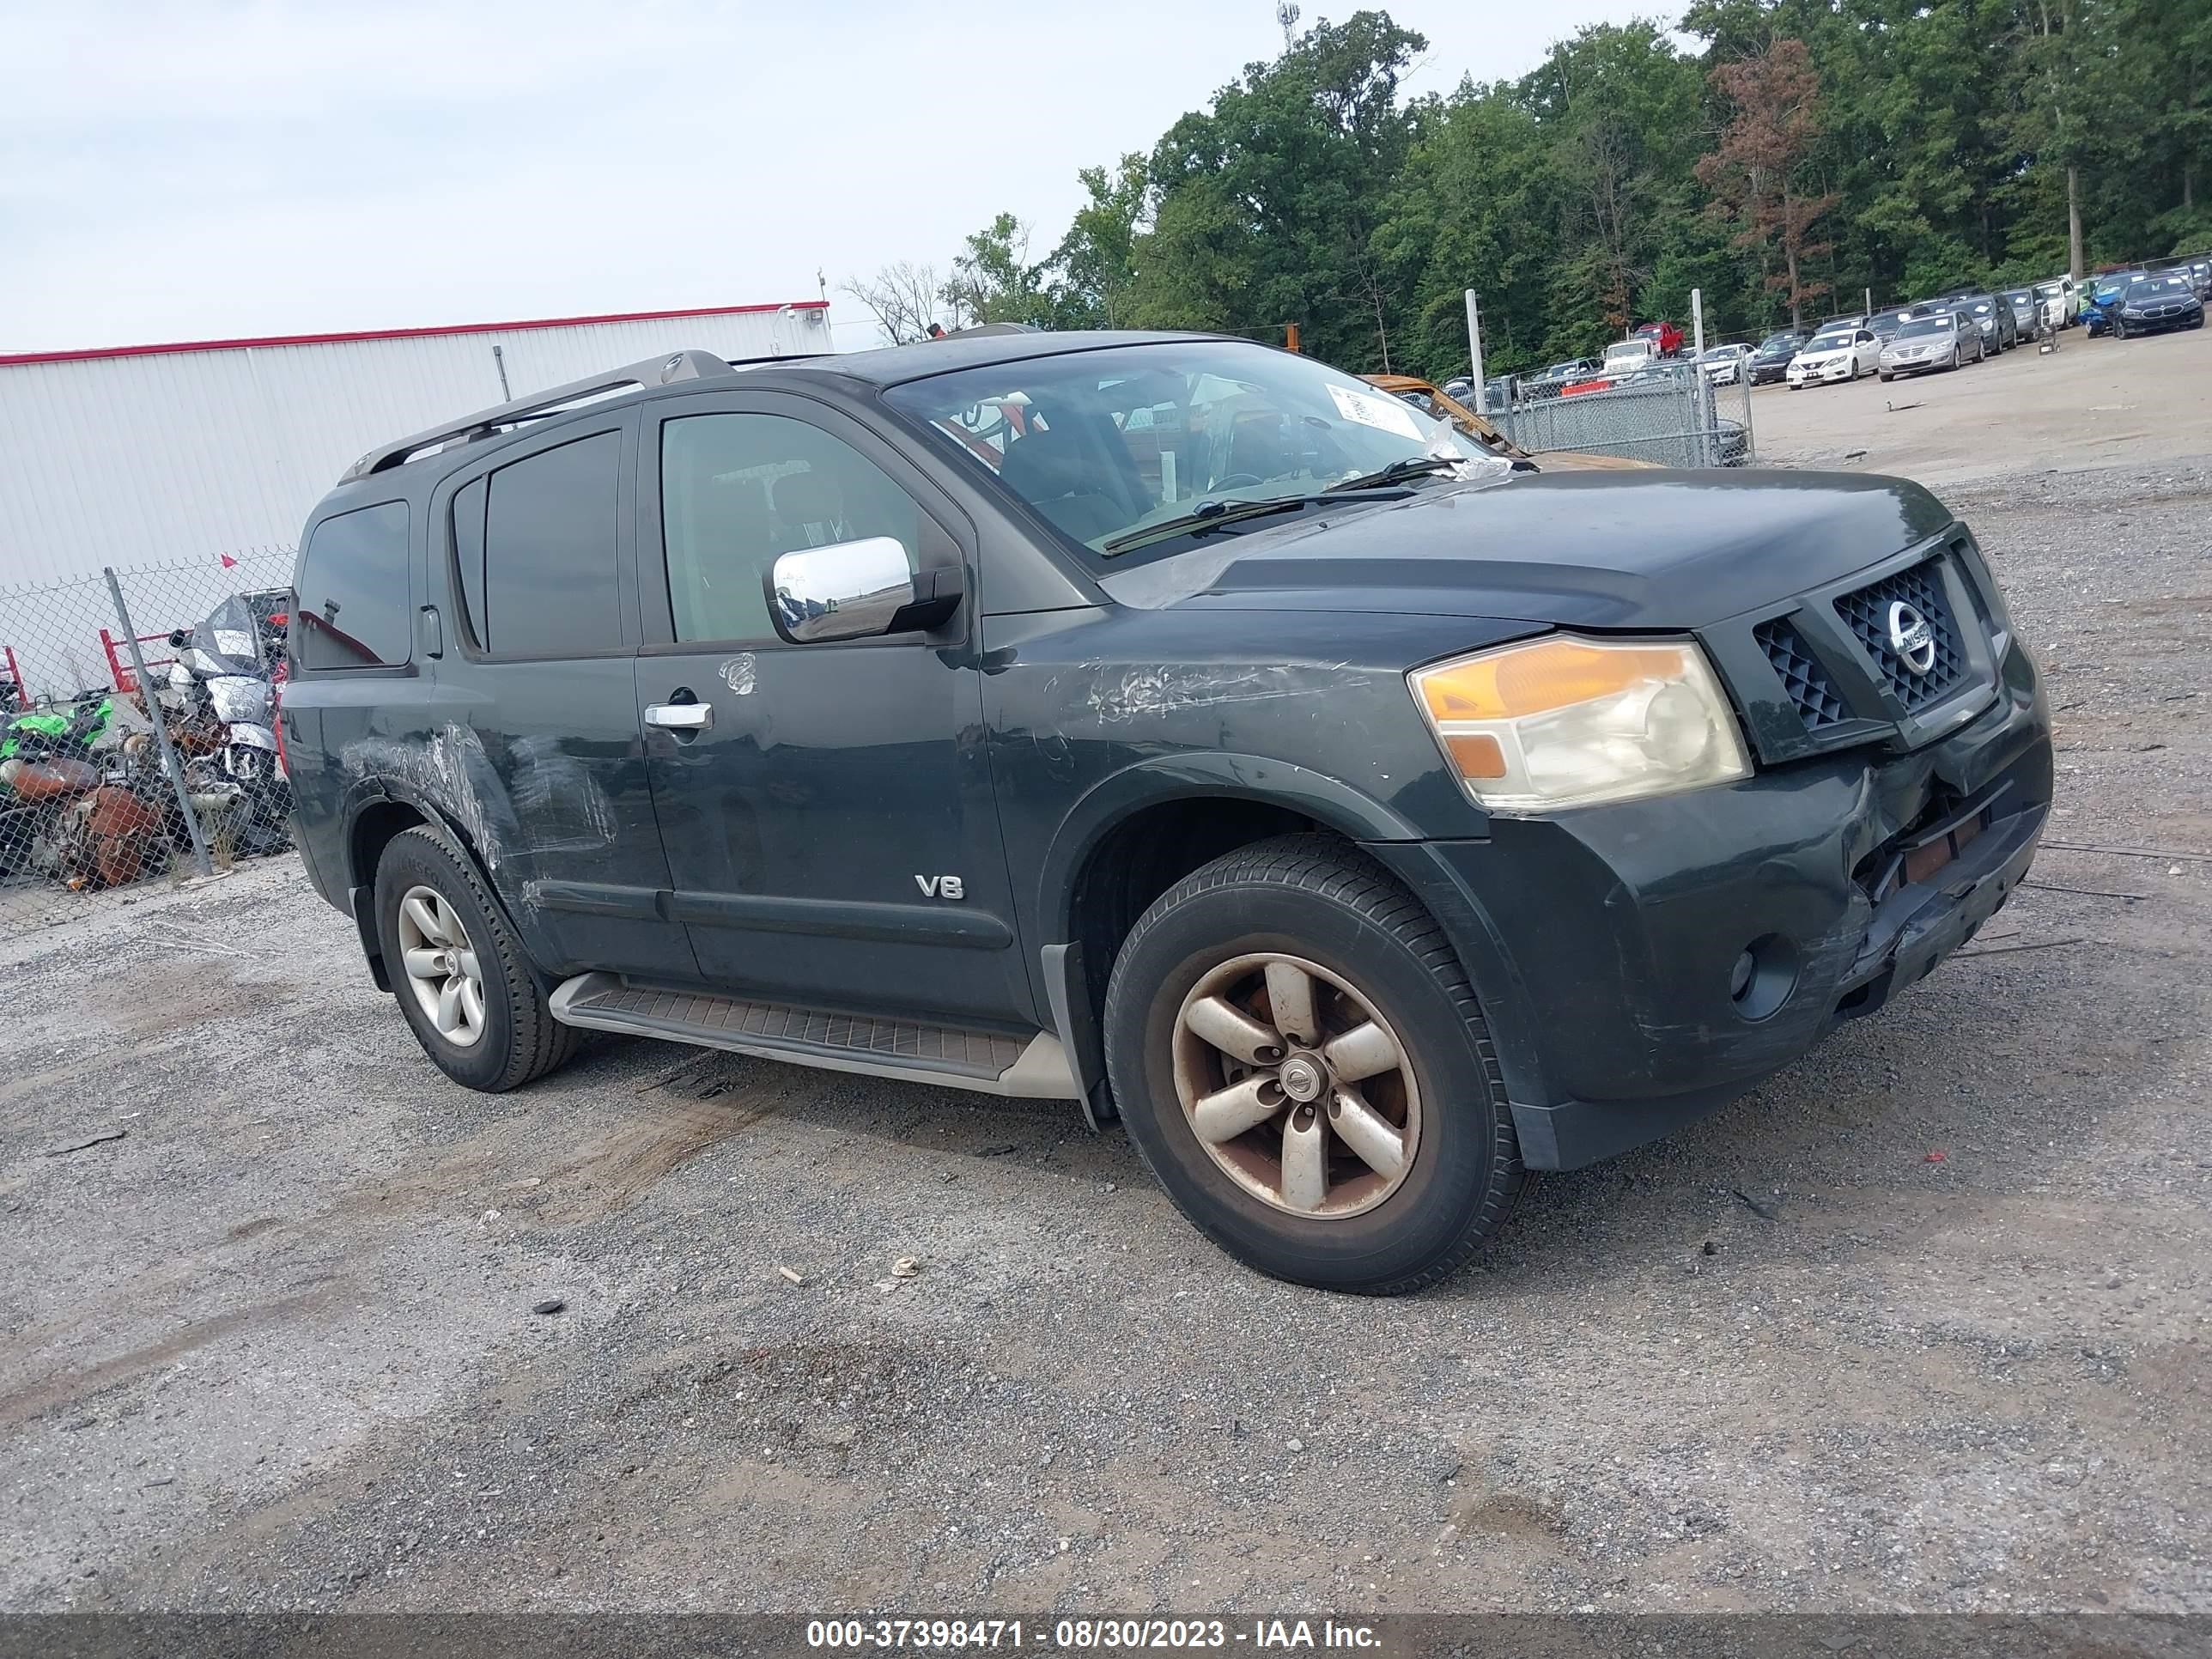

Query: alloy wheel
<box><xmin>397</xmin><ymin>884</ymin><xmax>487</xmax><ymax>1048</ymax></box>
<box><xmin>1170</xmin><ymin>952</ymin><xmax>1422</xmax><ymax>1218</ymax></box>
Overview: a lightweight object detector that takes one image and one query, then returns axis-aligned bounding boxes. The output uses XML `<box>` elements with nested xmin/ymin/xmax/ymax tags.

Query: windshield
<box><xmin>1895</xmin><ymin>315</ymin><xmax>1953</xmax><ymax>339</ymax></box>
<box><xmin>2127</xmin><ymin>276</ymin><xmax>2191</xmax><ymax>299</ymax></box>
<box><xmin>1755</xmin><ymin>333</ymin><xmax>1800</xmax><ymax>355</ymax></box>
<box><xmin>883</xmin><ymin>341</ymin><xmax>1485</xmax><ymax>565</ymax></box>
<box><xmin>2033</xmin><ymin>282</ymin><xmax>2063</xmax><ymax>298</ymax></box>
<box><xmin>1806</xmin><ymin>330</ymin><xmax>1853</xmax><ymax>349</ymax></box>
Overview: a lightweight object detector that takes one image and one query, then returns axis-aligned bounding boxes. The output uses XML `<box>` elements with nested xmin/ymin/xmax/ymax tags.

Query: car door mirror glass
<box><xmin>769</xmin><ymin>537</ymin><xmax>918</xmax><ymax>643</ymax></box>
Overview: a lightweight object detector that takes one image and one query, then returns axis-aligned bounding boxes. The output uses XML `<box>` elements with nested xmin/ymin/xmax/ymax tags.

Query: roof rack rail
<box><xmin>337</xmin><ymin>348</ymin><xmax>736</xmax><ymax>483</ymax></box>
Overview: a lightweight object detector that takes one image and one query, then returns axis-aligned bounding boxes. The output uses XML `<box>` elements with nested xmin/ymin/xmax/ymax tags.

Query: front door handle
<box><xmin>645</xmin><ymin>701</ymin><xmax>713</xmax><ymax>731</ymax></box>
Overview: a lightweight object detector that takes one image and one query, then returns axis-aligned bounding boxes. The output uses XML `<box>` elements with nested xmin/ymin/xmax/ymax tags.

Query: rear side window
<box><xmin>295</xmin><ymin>501</ymin><xmax>410</xmax><ymax>670</ymax></box>
<box><xmin>479</xmin><ymin>429</ymin><xmax>623</xmax><ymax>657</ymax></box>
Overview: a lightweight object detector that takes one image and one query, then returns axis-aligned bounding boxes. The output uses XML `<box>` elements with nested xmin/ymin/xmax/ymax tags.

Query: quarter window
<box><xmin>479</xmin><ymin>429</ymin><xmax>623</xmax><ymax>657</ymax></box>
<box><xmin>659</xmin><ymin>413</ymin><xmax>921</xmax><ymax>644</ymax></box>
<box><xmin>295</xmin><ymin>501</ymin><xmax>410</xmax><ymax>670</ymax></box>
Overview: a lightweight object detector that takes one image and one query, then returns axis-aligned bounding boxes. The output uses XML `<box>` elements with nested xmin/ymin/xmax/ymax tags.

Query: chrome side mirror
<box><xmin>768</xmin><ymin>538</ymin><xmax>916</xmax><ymax>643</ymax></box>
<box><xmin>767</xmin><ymin>538</ymin><xmax>963</xmax><ymax>645</ymax></box>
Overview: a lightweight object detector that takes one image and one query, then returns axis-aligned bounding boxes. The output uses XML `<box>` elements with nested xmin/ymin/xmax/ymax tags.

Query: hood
<box><xmin>1097</xmin><ymin>469</ymin><xmax>1957</xmax><ymax>629</ymax></box>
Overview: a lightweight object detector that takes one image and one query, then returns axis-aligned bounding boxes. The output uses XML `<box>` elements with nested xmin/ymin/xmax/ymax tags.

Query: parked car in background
<box><xmin>1787</xmin><ymin>320</ymin><xmax>1880</xmax><ymax>386</ymax></box>
<box><xmin>1746</xmin><ymin>329</ymin><xmax>1811</xmax><ymax>386</ymax></box>
<box><xmin>2081</xmin><ymin>274</ymin><xmax>2142</xmax><ymax>337</ymax></box>
<box><xmin>1867</xmin><ymin>306</ymin><xmax>1917</xmax><ymax>342</ymax></box>
<box><xmin>1480</xmin><ymin>374</ymin><xmax>1520</xmax><ymax>410</ymax></box>
<box><xmin>1698</xmin><ymin>343</ymin><xmax>1754</xmax><ymax>385</ymax></box>
<box><xmin>1952</xmin><ymin>295</ymin><xmax>2017</xmax><ymax>353</ymax></box>
<box><xmin>2033</xmin><ymin>276</ymin><xmax>2081</xmax><ymax>325</ymax></box>
<box><xmin>1999</xmin><ymin>289</ymin><xmax>2039</xmax><ymax>332</ymax></box>
<box><xmin>1632</xmin><ymin>320</ymin><xmax>1685</xmax><ymax>357</ymax></box>
<box><xmin>1518</xmin><ymin>360</ymin><xmax>1594</xmax><ymax>402</ymax></box>
<box><xmin>1879</xmin><ymin>310</ymin><xmax>1984</xmax><ymax>380</ymax></box>
<box><xmin>2109</xmin><ymin>273</ymin><xmax>2205</xmax><ymax>337</ymax></box>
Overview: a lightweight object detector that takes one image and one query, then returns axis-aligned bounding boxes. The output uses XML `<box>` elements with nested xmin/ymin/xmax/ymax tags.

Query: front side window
<box><xmin>660</xmin><ymin>413</ymin><xmax>921</xmax><ymax>644</ymax></box>
<box><xmin>884</xmin><ymin>341</ymin><xmax>1481</xmax><ymax>566</ymax></box>
<box><xmin>479</xmin><ymin>429</ymin><xmax>623</xmax><ymax>657</ymax></box>
<box><xmin>296</xmin><ymin>501</ymin><xmax>410</xmax><ymax>670</ymax></box>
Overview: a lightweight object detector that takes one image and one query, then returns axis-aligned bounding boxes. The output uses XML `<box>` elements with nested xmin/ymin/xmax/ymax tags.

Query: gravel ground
<box><xmin>1</xmin><ymin>459</ymin><xmax>2207</xmax><ymax>1619</ymax></box>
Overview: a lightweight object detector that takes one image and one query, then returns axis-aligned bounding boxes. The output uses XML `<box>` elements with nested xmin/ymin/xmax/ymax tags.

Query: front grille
<box><xmin>1754</xmin><ymin>618</ymin><xmax>1850</xmax><ymax>730</ymax></box>
<box><xmin>1833</xmin><ymin>559</ymin><xmax>1966</xmax><ymax>712</ymax></box>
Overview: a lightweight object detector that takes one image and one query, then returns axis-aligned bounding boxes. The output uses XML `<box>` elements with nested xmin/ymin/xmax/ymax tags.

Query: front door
<box><xmin>632</xmin><ymin>390</ymin><xmax>1033</xmax><ymax>1028</ymax></box>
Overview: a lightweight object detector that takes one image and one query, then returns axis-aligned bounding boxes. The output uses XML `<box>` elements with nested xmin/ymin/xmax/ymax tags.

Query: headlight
<box><xmin>1410</xmin><ymin>635</ymin><xmax>1752</xmax><ymax>812</ymax></box>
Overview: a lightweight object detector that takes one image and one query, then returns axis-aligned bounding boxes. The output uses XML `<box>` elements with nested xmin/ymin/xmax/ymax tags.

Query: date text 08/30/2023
<box><xmin>805</xmin><ymin>1618</ymin><xmax>1383</xmax><ymax>1650</ymax></box>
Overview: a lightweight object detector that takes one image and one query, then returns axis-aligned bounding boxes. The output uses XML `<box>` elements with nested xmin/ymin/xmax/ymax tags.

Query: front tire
<box><xmin>373</xmin><ymin>826</ymin><xmax>580</xmax><ymax>1091</ymax></box>
<box><xmin>1103</xmin><ymin>835</ymin><xmax>1527</xmax><ymax>1294</ymax></box>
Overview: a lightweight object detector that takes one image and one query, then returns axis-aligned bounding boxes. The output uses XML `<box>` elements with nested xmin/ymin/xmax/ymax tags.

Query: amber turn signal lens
<box><xmin>1444</xmin><ymin>732</ymin><xmax>1507</xmax><ymax>778</ymax></box>
<box><xmin>1416</xmin><ymin>638</ymin><xmax>1696</xmax><ymax>722</ymax></box>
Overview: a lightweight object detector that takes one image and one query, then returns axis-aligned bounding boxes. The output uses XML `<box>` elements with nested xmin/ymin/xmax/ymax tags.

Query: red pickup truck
<box><xmin>1634</xmin><ymin>320</ymin><xmax>1685</xmax><ymax>357</ymax></box>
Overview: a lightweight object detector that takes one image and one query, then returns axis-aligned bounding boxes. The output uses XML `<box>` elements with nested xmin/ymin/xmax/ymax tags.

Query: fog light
<box><xmin>1729</xmin><ymin>934</ymin><xmax>1799</xmax><ymax>1021</ymax></box>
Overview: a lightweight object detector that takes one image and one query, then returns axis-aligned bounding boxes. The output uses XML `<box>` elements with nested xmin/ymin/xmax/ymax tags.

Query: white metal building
<box><xmin>0</xmin><ymin>301</ymin><xmax>834</xmax><ymax>585</ymax></box>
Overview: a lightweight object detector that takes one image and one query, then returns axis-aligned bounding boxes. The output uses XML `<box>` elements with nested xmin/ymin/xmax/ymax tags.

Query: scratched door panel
<box><xmin>422</xmin><ymin>416</ymin><xmax>698</xmax><ymax>981</ymax></box>
<box><xmin>633</xmin><ymin>394</ymin><xmax>1034</xmax><ymax>1027</ymax></box>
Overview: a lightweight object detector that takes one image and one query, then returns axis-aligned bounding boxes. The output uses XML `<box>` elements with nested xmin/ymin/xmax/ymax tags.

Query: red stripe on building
<box><xmin>0</xmin><ymin>301</ymin><xmax>830</xmax><ymax>368</ymax></box>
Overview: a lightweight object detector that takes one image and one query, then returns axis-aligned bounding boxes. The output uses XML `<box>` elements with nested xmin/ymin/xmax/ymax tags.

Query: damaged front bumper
<box><xmin>1371</xmin><ymin>644</ymin><xmax>2051</xmax><ymax>1170</ymax></box>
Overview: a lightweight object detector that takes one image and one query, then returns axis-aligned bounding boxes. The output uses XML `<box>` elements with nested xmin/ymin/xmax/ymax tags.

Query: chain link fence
<box><xmin>0</xmin><ymin>548</ymin><xmax>296</xmax><ymax>935</ymax></box>
<box><xmin>1491</xmin><ymin>360</ymin><xmax>1756</xmax><ymax>469</ymax></box>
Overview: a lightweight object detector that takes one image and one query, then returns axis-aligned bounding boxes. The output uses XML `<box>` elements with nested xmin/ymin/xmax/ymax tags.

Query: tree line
<box><xmin>845</xmin><ymin>0</ymin><xmax>2210</xmax><ymax>380</ymax></box>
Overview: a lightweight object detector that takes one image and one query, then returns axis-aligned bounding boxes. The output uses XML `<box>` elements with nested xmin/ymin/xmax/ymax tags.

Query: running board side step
<box><xmin>547</xmin><ymin>973</ymin><xmax>1080</xmax><ymax>1100</ymax></box>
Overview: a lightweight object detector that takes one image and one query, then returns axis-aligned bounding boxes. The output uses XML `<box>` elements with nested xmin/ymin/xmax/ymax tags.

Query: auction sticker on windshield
<box><xmin>1328</xmin><ymin>383</ymin><xmax>1424</xmax><ymax>441</ymax></box>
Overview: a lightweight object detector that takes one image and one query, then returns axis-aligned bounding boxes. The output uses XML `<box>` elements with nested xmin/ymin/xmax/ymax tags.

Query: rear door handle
<box><xmin>645</xmin><ymin>701</ymin><xmax>713</xmax><ymax>730</ymax></box>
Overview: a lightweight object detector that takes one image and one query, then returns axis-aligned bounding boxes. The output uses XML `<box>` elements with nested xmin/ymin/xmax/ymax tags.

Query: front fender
<box><xmin>1037</xmin><ymin>750</ymin><xmax>1426</xmax><ymax>946</ymax></box>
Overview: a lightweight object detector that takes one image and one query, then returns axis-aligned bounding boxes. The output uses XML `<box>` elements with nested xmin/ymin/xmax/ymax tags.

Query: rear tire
<box><xmin>373</xmin><ymin>826</ymin><xmax>580</xmax><ymax>1092</ymax></box>
<box><xmin>1103</xmin><ymin>834</ymin><xmax>1528</xmax><ymax>1295</ymax></box>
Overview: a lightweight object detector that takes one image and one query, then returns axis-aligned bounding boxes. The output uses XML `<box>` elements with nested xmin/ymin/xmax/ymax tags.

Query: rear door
<box><xmin>631</xmin><ymin>388</ymin><xmax>1033</xmax><ymax>1026</ymax></box>
<box><xmin>425</xmin><ymin>415</ymin><xmax>697</xmax><ymax>980</ymax></box>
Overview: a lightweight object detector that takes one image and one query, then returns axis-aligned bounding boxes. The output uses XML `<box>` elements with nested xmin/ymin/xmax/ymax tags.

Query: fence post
<box><xmin>1690</xmin><ymin>288</ymin><xmax>1714</xmax><ymax>468</ymax></box>
<box><xmin>103</xmin><ymin>568</ymin><xmax>213</xmax><ymax>878</ymax></box>
<box><xmin>1464</xmin><ymin>289</ymin><xmax>1486</xmax><ymax>413</ymax></box>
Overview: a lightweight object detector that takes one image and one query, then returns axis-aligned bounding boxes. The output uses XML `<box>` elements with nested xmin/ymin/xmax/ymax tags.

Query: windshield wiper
<box><xmin>1102</xmin><ymin>493</ymin><xmax>1342</xmax><ymax>556</ymax></box>
<box><xmin>1328</xmin><ymin>454</ymin><xmax>1462</xmax><ymax>492</ymax></box>
<box><xmin>1099</xmin><ymin>459</ymin><xmax>1466</xmax><ymax>557</ymax></box>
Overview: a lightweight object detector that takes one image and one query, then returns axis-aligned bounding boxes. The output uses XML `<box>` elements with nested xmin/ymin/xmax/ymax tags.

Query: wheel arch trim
<box><xmin>341</xmin><ymin>782</ymin><xmax>527</xmax><ymax>990</ymax></box>
<box><xmin>1037</xmin><ymin>752</ymin><xmax>1425</xmax><ymax>950</ymax></box>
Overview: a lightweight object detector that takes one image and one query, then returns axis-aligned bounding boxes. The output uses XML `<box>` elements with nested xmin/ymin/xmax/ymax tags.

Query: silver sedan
<box><xmin>1878</xmin><ymin>311</ymin><xmax>1984</xmax><ymax>380</ymax></box>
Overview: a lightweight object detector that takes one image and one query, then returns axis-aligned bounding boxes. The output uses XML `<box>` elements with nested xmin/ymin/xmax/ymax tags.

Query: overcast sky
<box><xmin>4</xmin><ymin>2</ymin><xmax>1681</xmax><ymax>354</ymax></box>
